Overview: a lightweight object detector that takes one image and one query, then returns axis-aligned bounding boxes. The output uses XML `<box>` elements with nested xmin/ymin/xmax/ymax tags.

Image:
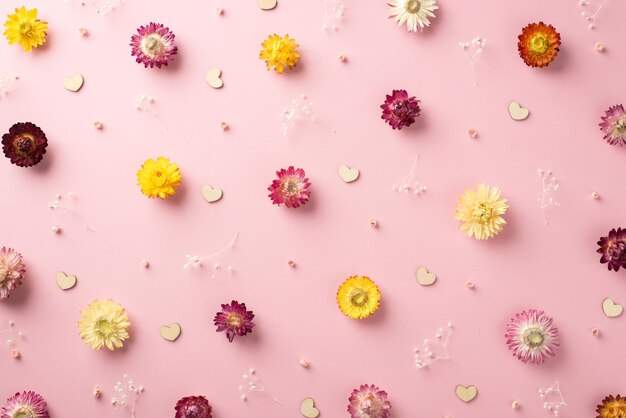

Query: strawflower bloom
<box><xmin>1</xmin><ymin>390</ymin><xmax>49</xmax><ymax>418</ymax></box>
<box><xmin>455</xmin><ymin>184</ymin><xmax>509</xmax><ymax>240</ymax></box>
<box><xmin>347</xmin><ymin>384</ymin><xmax>391</xmax><ymax>418</ymax></box>
<box><xmin>517</xmin><ymin>22</ymin><xmax>560</xmax><ymax>68</ymax></box>
<box><xmin>130</xmin><ymin>23</ymin><xmax>178</xmax><ymax>68</ymax></box>
<box><xmin>596</xmin><ymin>395</ymin><xmax>626</xmax><ymax>418</ymax></box>
<box><xmin>505</xmin><ymin>309</ymin><xmax>559</xmax><ymax>364</ymax></box>
<box><xmin>137</xmin><ymin>157</ymin><xmax>182</xmax><ymax>199</ymax></box>
<box><xmin>175</xmin><ymin>396</ymin><xmax>212</xmax><ymax>418</ymax></box>
<box><xmin>3</xmin><ymin>7</ymin><xmax>47</xmax><ymax>52</ymax></box>
<box><xmin>0</xmin><ymin>247</ymin><xmax>25</xmax><ymax>300</ymax></box>
<box><xmin>337</xmin><ymin>276</ymin><xmax>381</xmax><ymax>320</ymax></box>
<box><xmin>259</xmin><ymin>34</ymin><xmax>300</xmax><ymax>74</ymax></box>
<box><xmin>213</xmin><ymin>300</ymin><xmax>255</xmax><ymax>342</ymax></box>
<box><xmin>267</xmin><ymin>166</ymin><xmax>311</xmax><ymax>208</ymax></box>
<box><xmin>388</xmin><ymin>0</ymin><xmax>438</xmax><ymax>32</ymax></box>
<box><xmin>380</xmin><ymin>90</ymin><xmax>421</xmax><ymax>130</ymax></box>
<box><xmin>599</xmin><ymin>104</ymin><xmax>626</xmax><ymax>146</ymax></box>
<box><xmin>597</xmin><ymin>227</ymin><xmax>626</xmax><ymax>272</ymax></box>
<box><xmin>2</xmin><ymin>122</ymin><xmax>48</xmax><ymax>167</ymax></box>
<box><xmin>78</xmin><ymin>299</ymin><xmax>131</xmax><ymax>351</ymax></box>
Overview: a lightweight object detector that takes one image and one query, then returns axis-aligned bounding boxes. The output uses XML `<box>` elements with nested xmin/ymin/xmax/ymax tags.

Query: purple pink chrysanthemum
<box><xmin>505</xmin><ymin>309</ymin><xmax>559</xmax><ymax>365</ymax></box>
<box><xmin>267</xmin><ymin>166</ymin><xmax>311</xmax><ymax>208</ymax></box>
<box><xmin>380</xmin><ymin>90</ymin><xmax>421</xmax><ymax>130</ymax></box>
<box><xmin>0</xmin><ymin>247</ymin><xmax>25</xmax><ymax>300</ymax></box>
<box><xmin>599</xmin><ymin>104</ymin><xmax>626</xmax><ymax>146</ymax></box>
<box><xmin>175</xmin><ymin>395</ymin><xmax>212</xmax><ymax>418</ymax></box>
<box><xmin>347</xmin><ymin>384</ymin><xmax>392</xmax><ymax>418</ymax></box>
<box><xmin>1</xmin><ymin>391</ymin><xmax>49</xmax><ymax>418</ymax></box>
<box><xmin>213</xmin><ymin>300</ymin><xmax>255</xmax><ymax>342</ymax></box>
<box><xmin>2</xmin><ymin>122</ymin><xmax>47</xmax><ymax>167</ymax></box>
<box><xmin>130</xmin><ymin>22</ymin><xmax>177</xmax><ymax>68</ymax></box>
<box><xmin>597</xmin><ymin>227</ymin><xmax>626</xmax><ymax>272</ymax></box>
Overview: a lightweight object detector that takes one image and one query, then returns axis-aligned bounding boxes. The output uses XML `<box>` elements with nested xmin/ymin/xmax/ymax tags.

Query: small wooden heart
<box><xmin>257</xmin><ymin>0</ymin><xmax>277</xmax><ymax>10</ymax></box>
<box><xmin>55</xmin><ymin>271</ymin><xmax>77</xmax><ymax>290</ymax></box>
<box><xmin>602</xmin><ymin>297</ymin><xmax>623</xmax><ymax>318</ymax></box>
<box><xmin>508</xmin><ymin>101</ymin><xmax>529</xmax><ymax>121</ymax></box>
<box><xmin>416</xmin><ymin>266</ymin><xmax>437</xmax><ymax>286</ymax></box>
<box><xmin>455</xmin><ymin>385</ymin><xmax>478</xmax><ymax>403</ymax></box>
<box><xmin>300</xmin><ymin>398</ymin><xmax>320</xmax><ymax>418</ymax></box>
<box><xmin>338</xmin><ymin>164</ymin><xmax>359</xmax><ymax>183</ymax></box>
<box><xmin>205</xmin><ymin>67</ymin><xmax>224</xmax><ymax>89</ymax></box>
<box><xmin>160</xmin><ymin>323</ymin><xmax>181</xmax><ymax>341</ymax></box>
<box><xmin>202</xmin><ymin>185</ymin><xmax>223</xmax><ymax>203</ymax></box>
<box><xmin>63</xmin><ymin>73</ymin><xmax>84</xmax><ymax>92</ymax></box>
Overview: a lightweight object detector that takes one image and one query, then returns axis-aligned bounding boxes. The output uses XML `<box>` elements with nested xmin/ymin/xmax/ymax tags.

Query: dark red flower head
<box><xmin>380</xmin><ymin>90</ymin><xmax>421</xmax><ymax>130</ymax></box>
<box><xmin>2</xmin><ymin>122</ymin><xmax>48</xmax><ymax>167</ymax></box>
<box><xmin>213</xmin><ymin>300</ymin><xmax>255</xmax><ymax>342</ymax></box>
<box><xmin>597</xmin><ymin>227</ymin><xmax>626</xmax><ymax>272</ymax></box>
<box><xmin>175</xmin><ymin>395</ymin><xmax>212</xmax><ymax>418</ymax></box>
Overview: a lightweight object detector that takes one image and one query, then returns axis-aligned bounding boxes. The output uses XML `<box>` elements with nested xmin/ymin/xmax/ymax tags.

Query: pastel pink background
<box><xmin>1</xmin><ymin>0</ymin><xmax>625</xmax><ymax>416</ymax></box>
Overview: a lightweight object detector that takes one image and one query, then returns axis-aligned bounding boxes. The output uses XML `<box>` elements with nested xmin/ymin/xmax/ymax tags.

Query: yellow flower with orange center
<box><xmin>455</xmin><ymin>184</ymin><xmax>509</xmax><ymax>240</ymax></box>
<box><xmin>3</xmin><ymin>7</ymin><xmax>48</xmax><ymax>52</ymax></box>
<box><xmin>259</xmin><ymin>34</ymin><xmax>300</xmax><ymax>74</ymax></box>
<box><xmin>137</xmin><ymin>157</ymin><xmax>182</xmax><ymax>199</ymax></box>
<box><xmin>337</xmin><ymin>276</ymin><xmax>381</xmax><ymax>319</ymax></box>
<box><xmin>518</xmin><ymin>22</ymin><xmax>561</xmax><ymax>68</ymax></box>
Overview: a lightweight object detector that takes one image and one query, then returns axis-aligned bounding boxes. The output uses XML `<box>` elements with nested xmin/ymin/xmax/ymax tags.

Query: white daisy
<box><xmin>388</xmin><ymin>0</ymin><xmax>439</xmax><ymax>32</ymax></box>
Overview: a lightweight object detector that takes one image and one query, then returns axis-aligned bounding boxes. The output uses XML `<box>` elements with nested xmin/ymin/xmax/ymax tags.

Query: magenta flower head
<box><xmin>347</xmin><ymin>384</ymin><xmax>391</xmax><ymax>418</ymax></box>
<box><xmin>1</xmin><ymin>390</ymin><xmax>49</xmax><ymax>418</ymax></box>
<box><xmin>597</xmin><ymin>227</ymin><xmax>626</xmax><ymax>272</ymax></box>
<box><xmin>130</xmin><ymin>22</ymin><xmax>178</xmax><ymax>68</ymax></box>
<box><xmin>267</xmin><ymin>166</ymin><xmax>311</xmax><ymax>208</ymax></box>
<box><xmin>0</xmin><ymin>247</ymin><xmax>25</xmax><ymax>300</ymax></box>
<box><xmin>213</xmin><ymin>300</ymin><xmax>255</xmax><ymax>342</ymax></box>
<box><xmin>175</xmin><ymin>395</ymin><xmax>212</xmax><ymax>418</ymax></box>
<box><xmin>380</xmin><ymin>90</ymin><xmax>421</xmax><ymax>130</ymax></box>
<box><xmin>599</xmin><ymin>104</ymin><xmax>626</xmax><ymax>146</ymax></box>
<box><xmin>505</xmin><ymin>309</ymin><xmax>559</xmax><ymax>365</ymax></box>
<box><xmin>2</xmin><ymin>122</ymin><xmax>48</xmax><ymax>167</ymax></box>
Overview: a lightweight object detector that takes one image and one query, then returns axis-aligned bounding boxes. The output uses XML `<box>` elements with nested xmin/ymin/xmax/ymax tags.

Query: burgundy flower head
<box><xmin>380</xmin><ymin>90</ymin><xmax>421</xmax><ymax>130</ymax></box>
<box><xmin>175</xmin><ymin>395</ymin><xmax>212</xmax><ymax>418</ymax></box>
<box><xmin>213</xmin><ymin>300</ymin><xmax>255</xmax><ymax>342</ymax></box>
<box><xmin>267</xmin><ymin>166</ymin><xmax>311</xmax><ymax>208</ymax></box>
<box><xmin>2</xmin><ymin>122</ymin><xmax>48</xmax><ymax>167</ymax></box>
<box><xmin>597</xmin><ymin>227</ymin><xmax>626</xmax><ymax>272</ymax></box>
<box><xmin>130</xmin><ymin>22</ymin><xmax>178</xmax><ymax>68</ymax></box>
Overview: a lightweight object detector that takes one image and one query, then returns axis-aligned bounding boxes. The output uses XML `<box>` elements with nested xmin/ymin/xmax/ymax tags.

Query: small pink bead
<box><xmin>338</xmin><ymin>54</ymin><xmax>347</xmax><ymax>62</ymax></box>
<box><xmin>78</xmin><ymin>27</ymin><xmax>88</xmax><ymax>36</ymax></box>
<box><xmin>216</xmin><ymin>7</ymin><xmax>224</xmax><ymax>15</ymax></box>
<box><xmin>595</xmin><ymin>42</ymin><xmax>605</xmax><ymax>52</ymax></box>
<box><xmin>466</xmin><ymin>281</ymin><xmax>475</xmax><ymax>289</ymax></box>
<box><xmin>591</xmin><ymin>191</ymin><xmax>600</xmax><ymax>200</ymax></box>
<box><xmin>93</xmin><ymin>121</ymin><xmax>103</xmax><ymax>130</ymax></box>
<box><xmin>369</xmin><ymin>218</ymin><xmax>378</xmax><ymax>227</ymax></box>
<box><xmin>468</xmin><ymin>128</ymin><xmax>478</xmax><ymax>138</ymax></box>
<box><xmin>591</xmin><ymin>327</ymin><xmax>600</xmax><ymax>336</ymax></box>
<box><xmin>51</xmin><ymin>225</ymin><xmax>61</xmax><ymax>234</ymax></box>
<box><xmin>141</xmin><ymin>260</ymin><xmax>150</xmax><ymax>268</ymax></box>
<box><xmin>10</xmin><ymin>348</ymin><xmax>20</xmax><ymax>359</ymax></box>
<box><xmin>220</xmin><ymin>122</ymin><xmax>229</xmax><ymax>131</ymax></box>
<box><xmin>288</xmin><ymin>260</ymin><xmax>296</xmax><ymax>267</ymax></box>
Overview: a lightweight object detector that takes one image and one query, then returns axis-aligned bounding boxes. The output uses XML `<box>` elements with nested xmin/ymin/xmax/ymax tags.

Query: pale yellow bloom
<box><xmin>455</xmin><ymin>184</ymin><xmax>509</xmax><ymax>240</ymax></box>
<box><xmin>78</xmin><ymin>299</ymin><xmax>130</xmax><ymax>351</ymax></box>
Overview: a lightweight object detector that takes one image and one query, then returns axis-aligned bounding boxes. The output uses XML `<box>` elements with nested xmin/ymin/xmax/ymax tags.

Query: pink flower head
<box><xmin>597</xmin><ymin>227</ymin><xmax>626</xmax><ymax>272</ymax></box>
<box><xmin>267</xmin><ymin>166</ymin><xmax>311</xmax><ymax>208</ymax></box>
<box><xmin>1</xmin><ymin>391</ymin><xmax>49</xmax><ymax>418</ymax></box>
<box><xmin>599</xmin><ymin>104</ymin><xmax>626</xmax><ymax>146</ymax></box>
<box><xmin>213</xmin><ymin>300</ymin><xmax>255</xmax><ymax>342</ymax></box>
<box><xmin>348</xmin><ymin>384</ymin><xmax>391</xmax><ymax>418</ymax></box>
<box><xmin>130</xmin><ymin>23</ymin><xmax>178</xmax><ymax>68</ymax></box>
<box><xmin>175</xmin><ymin>395</ymin><xmax>212</xmax><ymax>418</ymax></box>
<box><xmin>505</xmin><ymin>309</ymin><xmax>559</xmax><ymax>364</ymax></box>
<box><xmin>380</xmin><ymin>90</ymin><xmax>421</xmax><ymax>130</ymax></box>
<box><xmin>0</xmin><ymin>247</ymin><xmax>25</xmax><ymax>300</ymax></box>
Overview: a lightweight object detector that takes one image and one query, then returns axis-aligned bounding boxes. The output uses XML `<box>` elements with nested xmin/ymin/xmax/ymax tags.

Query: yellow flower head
<box><xmin>596</xmin><ymin>395</ymin><xmax>626</xmax><ymax>418</ymax></box>
<box><xmin>337</xmin><ymin>276</ymin><xmax>381</xmax><ymax>319</ymax></box>
<box><xmin>78</xmin><ymin>299</ymin><xmax>130</xmax><ymax>351</ymax></box>
<box><xmin>3</xmin><ymin>7</ymin><xmax>48</xmax><ymax>52</ymax></box>
<box><xmin>455</xmin><ymin>183</ymin><xmax>509</xmax><ymax>240</ymax></box>
<box><xmin>259</xmin><ymin>34</ymin><xmax>300</xmax><ymax>74</ymax></box>
<box><xmin>137</xmin><ymin>157</ymin><xmax>182</xmax><ymax>199</ymax></box>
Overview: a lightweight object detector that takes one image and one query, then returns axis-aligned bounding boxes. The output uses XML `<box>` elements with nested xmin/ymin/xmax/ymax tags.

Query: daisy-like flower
<box><xmin>0</xmin><ymin>247</ymin><xmax>25</xmax><ymax>301</ymax></box>
<box><xmin>599</xmin><ymin>104</ymin><xmax>626</xmax><ymax>146</ymax></box>
<box><xmin>597</xmin><ymin>227</ymin><xmax>626</xmax><ymax>272</ymax></box>
<box><xmin>455</xmin><ymin>184</ymin><xmax>509</xmax><ymax>240</ymax></box>
<box><xmin>388</xmin><ymin>0</ymin><xmax>438</xmax><ymax>32</ymax></box>
<box><xmin>78</xmin><ymin>299</ymin><xmax>131</xmax><ymax>351</ymax></box>
<box><xmin>1</xmin><ymin>390</ymin><xmax>49</xmax><ymax>418</ymax></box>
<box><xmin>596</xmin><ymin>395</ymin><xmax>626</xmax><ymax>418</ymax></box>
<box><xmin>3</xmin><ymin>7</ymin><xmax>47</xmax><ymax>52</ymax></box>
<box><xmin>505</xmin><ymin>309</ymin><xmax>559</xmax><ymax>365</ymax></box>
<box><xmin>137</xmin><ymin>157</ymin><xmax>182</xmax><ymax>199</ymax></box>
<box><xmin>175</xmin><ymin>396</ymin><xmax>212</xmax><ymax>418</ymax></box>
<box><xmin>380</xmin><ymin>90</ymin><xmax>421</xmax><ymax>130</ymax></box>
<box><xmin>517</xmin><ymin>22</ymin><xmax>561</xmax><ymax>68</ymax></box>
<box><xmin>130</xmin><ymin>23</ymin><xmax>178</xmax><ymax>68</ymax></box>
<box><xmin>2</xmin><ymin>122</ymin><xmax>48</xmax><ymax>167</ymax></box>
<box><xmin>259</xmin><ymin>34</ymin><xmax>300</xmax><ymax>74</ymax></box>
<box><xmin>337</xmin><ymin>276</ymin><xmax>381</xmax><ymax>320</ymax></box>
<box><xmin>267</xmin><ymin>166</ymin><xmax>311</xmax><ymax>208</ymax></box>
<box><xmin>213</xmin><ymin>300</ymin><xmax>255</xmax><ymax>342</ymax></box>
<box><xmin>348</xmin><ymin>384</ymin><xmax>391</xmax><ymax>418</ymax></box>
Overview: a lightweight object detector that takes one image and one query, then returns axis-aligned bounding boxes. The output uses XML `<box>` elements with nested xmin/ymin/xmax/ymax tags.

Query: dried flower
<box><xmin>175</xmin><ymin>396</ymin><xmax>212</xmax><ymax>418</ymax></box>
<box><xmin>213</xmin><ymin>300</ymin><xmax>255</xmax><ymax>342</ymax></box>
<box><xmin>388</xmin><ymin>0</ymin><xmax>438</xmax><ymax>32</ymax></box>
<box><xmin>599</xmin><ymin>104</ymin><xmax>626</xmax><ymax>146</ymax></box>
<box><xmin>78</xmin><ymin>299</ymin><xmax>131</xmax><ymax>351</ymax></box>
<box><xmin>0</xmin><ymin>247</ymin><xmax>25</xmax><ymax>300</ymax></box>
<box><xmin>505</xmin><ymin>309</ymin><xmax>559</xmax><ymax>364</ymax></box>
<box><xmin>2</xmin><ymin>122</ymin><xmax>48</xmax><ymax>167</ymax></box>
<box><xmin>347</xmin><ymin>384</ymin><xmax>391</xmax><ymax>418</ymax></box>
<box><xmin>596</xmin><ymin>394</ymin><xmax>626</xmax><ymax>418</ymax></box>
<box><xmin>1</xmin><ymin>391</ymin><xmax>49</xmax><ymax>418</ymax></box>
<box><xmin>259</xmin><ymin>34</ymin><xmax>300</xmax><ymax>74</ymax></box>
<box><xmin>137</xmin><ymin>157</ymin><xmax>182</xmax><ymax>199</ymax></box>
<box><xmin>381</xmin><ymin>90</ymin><xmax>421</xmax><ymax>130</ymax></box>
<box><xmin>3</xmin><ymin>7</ymin><xmax>47</xmax><ymax>52</ymax></box>
<box><xmin>337</xmin><ymin>276</ymin><xmax>381</xmax><ymax>320</ymax></box>
<box><xmin>517</xmin><ymin>22</ymin><xmax>560</xmax><ymax>68</ymax></box>
<box><xmin>455</xmin><ymin>184</ymin><xmax>509</xmax><ymax>240</ymax></box>
<box><xmin>597</xmin><ymin>227</ymin><xmax>626</xmax><ymax>272</ymax></box>
<box><xmin>130</xmin><ymin>23</ymin><xmax>178</xmax><ymax>68</ymax></box>
<box><xmin>267</xmin><ymin>166</ymin><xmax>311</xmax><ymax>208</ymax></box>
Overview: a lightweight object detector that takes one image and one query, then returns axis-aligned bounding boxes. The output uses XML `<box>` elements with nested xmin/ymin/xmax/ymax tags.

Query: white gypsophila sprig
<box><xmin>459</xmin><ymin>37</ymin><xmax>486</xmax><ymax>86</ymax></box>
<box><xmin>49</xmin><ymin>192</ymin><xmax>95</xmax><ymax>232</ymax></box>
<box><xmin>579</xmin><ymin>0</ymin><xmax>610</xmax><ymax>29</ymax></box>
<box><xmin>537</xmin><ymin>169</ymin><xmax>560</xmax><ymax>225</ymax></box>
<box><xmin>281</xmin><ymin>95</ymin><xmax>316</xmax><ymax>137</ymax></box>
<box><xmin>111</xmin><ymin>375</ymin><xmax>144</xmax><ymax>418</ymax></box>
<box><xmin>392</xmin><ymin>154</ymin><xmax>427</xmax><ymax>196</ymax></box>
<box><xmin>0</xmin><ymin>73</ymin><xmax>17</xmax><ymax>98</ymax></box>
<box><xmin>238</xmin><ymin>368</ymin><xmax>282</xmax><ymax>405</ymax></box>
<box><xmin>183</xmin><ymin>232</ymin><xmax>238</xmax><ymax>278</ymax></box>
<box><xmin>322</xmin><ymin>0</ymin><xmax>345</xmax><ymax>31</ymax></box>
<box><xmin>538</xmin><ymin>381</ymin><xmax>566</xmax><ymax>417</ymax></box>
<box><xmin>413</xmin><ymin>322</ymin><xmax>453</xmax><ymax>369</ymax></box>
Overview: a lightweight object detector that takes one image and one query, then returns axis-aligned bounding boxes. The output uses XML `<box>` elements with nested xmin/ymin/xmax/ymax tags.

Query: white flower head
<box><xmin>388</xmin><ymin>0</ymin><xmax>439</xmax><ymax>32</ymax></box>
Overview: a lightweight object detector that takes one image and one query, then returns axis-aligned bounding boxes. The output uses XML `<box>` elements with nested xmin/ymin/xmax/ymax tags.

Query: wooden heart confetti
<box><xmin>202</xmin><ymin>185</ymin><xmax>223</xmax><ymax>203</ymax></box>
<box><xmin>63</xmin><ymin>73</ymin><xmax>84</xmax><ymax>92</ymax></box>
<box><xmin>338</xmin><ymin>164</ymin><xmax>360</xmax><ymax>183</ymax></box>
<box><xmin>415</xmin><ymin>266</ymin><xmax>437</xmax><ymax>286</ymax></box>
<box><xmin>455</xmin><ymin>385</ymin><xmax>478</xmax><ymax>403</ymax></box>
<box><xmin>602</xmin><ymin>297</ymin><xmax>623</xmax><ymax>318</ymax></box>
<box><xmin>300</xmin><ymin>398</ymin><xmax>320</xmax><ymax>418</ymax></box>
<box><xmin>205</xmin><ymin>67</ymin><xmax>224</xmax><ymax>89</ymax></box>
<box><xmin>257</xmin><ymin>0</ymin><xmax>278</xmax><ymax>10</ymax></box>
<box><xmin>160</xmin><ymin>323</ymin><xmax>181</xmax><ymax>341</ymax></box>
<box><xmin>508</xmin><ymin>101</ymin><xmax>529</xmax><ymax>121</ymax></box>
<box><xmin>55</xmin><ymin>271</ymin><xmax>77</xmax><ymax>290</ymax></box>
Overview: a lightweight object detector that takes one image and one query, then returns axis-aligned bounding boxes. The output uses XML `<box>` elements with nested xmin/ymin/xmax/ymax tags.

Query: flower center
<box><xmin>349</xmin><ymin>288</ymin><xmax>368</xmax><ymax>307</ymax></box>
<box><xmin>141</xmin><ymin>34</ymin><xmax>166</xmax><ymax>59</ymax></box>
<box><xmin>523</xmin><ymin>327</ymin><xmax>545</xmax><ymax>348</ymax></box>
<box><xmin>13</xmin><ymin>134</ymin><xmax>35</xmax><ymax>157</ymax></box>
<box><xmin>529</xmin><ymin>34</ymin><xmax>550</xmax><ymax>54</ymax></box>
<box><xmin>227</xmin><ymin>313</ymin><xmax>243</xmax><ymax>328</ymax></box>
<box><xmin>405</xmin><ymin>0</ymin><xmax>421</xmax><ymax>13</ymax></box>
<box><xmin>284</xmin><ymin>180</ymin><xmax>300</xmax><ymax>196</ymax></box>
<box><xmin>151</xmin><ymin>170</ymin><xmax>167</xmax><ymax>186</ymax></box>
<box><xmin>608</xmin><ymin>239</ymin><xmax>625</xmax><ymax>259</ymax></box>
<box><xmin>614</xmin><ymin>117</ymin><xmax>626</xmax><ymax>133</ymax></box>
<box><xmin>19</xmin><ymin>22</ymin><xmax>33</xmax><ymax>36</ymax></box>
<box><xmin>0</xmin><ymin>266</ymin><xmax>8</xmax><ymax>284</ymax></box>
<box><xmin>471</xmin><ymin>202</ymin><xmax>493</xmax><ymax>224</ymax></box>
<box><xmin>392</xmin><ymin>100</ymin><xmax>411</xmax><ymax>119</ymax></box>
<box><xmin>95</xmin><ymin>319</ymin><xmax>115</xmax><ymax>337</ymax></box>
<box><xmin>14</xmin><ymin>406</ymin><xmax>36</xmax><ymax>418</ymax></box>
